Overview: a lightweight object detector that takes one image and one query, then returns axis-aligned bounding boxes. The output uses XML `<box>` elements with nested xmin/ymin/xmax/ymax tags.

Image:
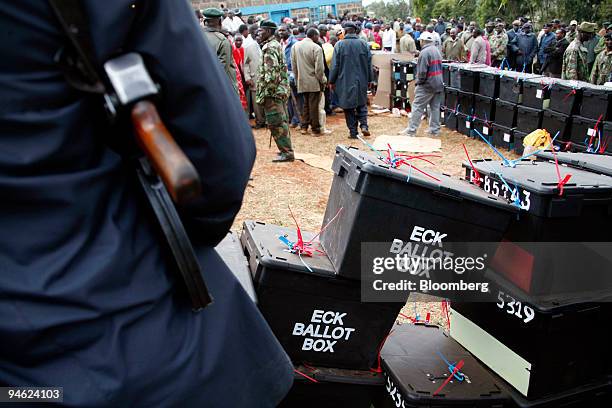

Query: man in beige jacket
<box><xmin>292</xmin><ymin>28</ymin><xmax>327</xmax><ymax>134</ymax></box>
<box><xmin>243</xmin><ymin>24</ymin><xmax>265</xmax><ymax>128</ymax></box>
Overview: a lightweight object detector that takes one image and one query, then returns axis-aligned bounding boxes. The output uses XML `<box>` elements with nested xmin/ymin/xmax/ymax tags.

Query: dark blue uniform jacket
<box><xmin>0</xmin><ymin>1</ymin><xmax>292</xmax><ymax>406</ymax></box>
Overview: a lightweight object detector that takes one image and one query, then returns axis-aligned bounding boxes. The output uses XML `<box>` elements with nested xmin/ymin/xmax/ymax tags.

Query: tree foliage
<box><xmin>366</xmin><ymin>0</ymin><xmax>410</xmax><ymax>21</ymax></box>
<box><xmin>410</xmin><ymin>0</ymin><xmax>611</xmax><ymax>27</ymax></box>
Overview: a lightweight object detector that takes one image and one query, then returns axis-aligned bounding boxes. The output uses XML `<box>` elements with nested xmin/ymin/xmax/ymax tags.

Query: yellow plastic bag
<box><xmin>522</xmin><ymin>129</ymin><xmax>551</xmax><ymax>157</ymax></box>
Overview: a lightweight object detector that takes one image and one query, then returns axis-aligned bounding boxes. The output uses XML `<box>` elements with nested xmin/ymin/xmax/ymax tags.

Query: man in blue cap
<box><xmin>0</xmin><ymin>1</ymin><xmax>292</xmax><ymax>405</ymax></box>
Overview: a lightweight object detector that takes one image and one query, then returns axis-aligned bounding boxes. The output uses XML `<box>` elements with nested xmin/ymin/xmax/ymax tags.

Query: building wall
<box><xmin>191</xmin><ymin>1</ymin><xmax>363</xmax><ymax>20</ymax></box>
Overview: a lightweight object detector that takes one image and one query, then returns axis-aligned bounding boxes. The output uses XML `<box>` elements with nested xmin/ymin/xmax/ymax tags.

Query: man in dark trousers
<box><xmin>0</xmin><ymin>1</ymin><xmax>292</xmax><ymax>406</ymax></box>
<box><xmin>515</xmin><ymin>23</ymin><xmax>538</xmax><ymax>73</ymax></box>
<box><xmin>506</xmin><ymin>20</ymin><xmax>522</xmax><ymax>68</ymax></box>
<box><xmin>542</xmin><ymin>29</ymin><xmax>570</xmax><ymax>77</ymax></box>
<box><xmin>329</xmin><ymin>21</ymin><xmax>372</xmax><ymax>139</ymax></box>
<box><xmin>400</xmin><ymin>32</ymin><xmax>444</xmax><ymax>137</ymax></box>
<box><xmin>292</xmin><ymin>28</ymin><xmax>326</xmax><ymax>135</ymax></box>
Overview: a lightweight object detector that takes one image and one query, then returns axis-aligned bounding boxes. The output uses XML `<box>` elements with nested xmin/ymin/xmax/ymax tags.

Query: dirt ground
<box><xmin>234</xmin><ymin>111</ymin><xmax>520</xmax><ymax>326</ymax></box>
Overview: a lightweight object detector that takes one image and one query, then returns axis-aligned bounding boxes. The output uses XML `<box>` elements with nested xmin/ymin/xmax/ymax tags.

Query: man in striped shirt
<box><xmin>399</xmin><ymin>32</ymin><xmax>444</xmax><ymax>137</ymax></box>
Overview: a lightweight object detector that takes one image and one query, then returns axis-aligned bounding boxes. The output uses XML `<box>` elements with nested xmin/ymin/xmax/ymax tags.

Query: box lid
<box><xmin>517</xmin><ymin>105</ymin><xmax>543</xmax><ymax>114</ymax></box>
<box><xmin>381</xmin><ymin>323</ymin><xmax>508</xmax><ymax>402</ymax></box>
<box><xmin>241</xmin><ymin>220</ymin><xmax>336</xmax><ymax>277</ymax></box>
<box><xmin>216</xmin><ymin>232</ymin><xmax>257</xmax><ymax>303</ymax></box>
<box><xmin>448</xmin><ymin>62</ymin><xmax>490</xmax><ymax>72</ymax></box>
<box><xmin>523</xmin><ymin>76</ymin><xmax>558</xmax><ymax>87</ymax></box>
<box><xmin>542</xmin><ymin>108</ymin><xmax>569</xmax><ymax>119</ymax></box>
<box><xmin>548</xmin><ymin>78</ymin><xmax>585</xmax><ymax>90</ymax></box>
<box><xmin>334</xmin><ymin>145</ymin><xmax>518</xmax><ymax>213</ymax></box>
<box><xmin>536</xmin><ymin>151</ymin><xmax>612</xmax><ymax>177</ymax></box>
<box><xmin>498</xmin><ymin>71</ymin><xmax>543</xmax><ymax>81</ymax></box>
<box><xmin>496</xmin><ymin>98</ymin><xmax>518</xmax><ymax>108</ymax></box>
<box><xmin>468</xmin><ymin>159</ymin><xmax>612</xmax><ymax>195</ymax></box>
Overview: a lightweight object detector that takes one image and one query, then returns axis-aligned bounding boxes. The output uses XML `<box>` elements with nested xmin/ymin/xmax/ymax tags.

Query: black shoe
<box><xmin>272</xmin><ymin>153</ymin><xmax>295</xmax><ymax>162</ymax></box>
<box><xmin>348</xmin><ymin>134</ymin><xmax>358</xmax><ymax>139</ymax></box>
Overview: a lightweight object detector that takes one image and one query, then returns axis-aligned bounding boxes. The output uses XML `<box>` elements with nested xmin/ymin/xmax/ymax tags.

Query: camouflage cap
<box><xmin>202</xmin><ymin>8</ymin><xmax>223</xmax><ymax>19</ymax></box>
<box><xmin>578</xmin><ymin>22</ymin><xmax>597</xmax><ymax>33</ymax></box>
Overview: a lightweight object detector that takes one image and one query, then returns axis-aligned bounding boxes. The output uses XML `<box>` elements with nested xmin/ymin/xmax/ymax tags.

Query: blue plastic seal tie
<box><xmin>473</xmin><ymin>129</ymin><xmax>512</xmax><ymax>167</ymax></box>
<box><xmin>437</xmin><ymin>351</ymin><xmax>465</xmax><ymax>381</ymax></box>
<box><xmin>278</xmin><ymin>235</ymin><xmax>294</xmax><ymax>250</ymax></box>
<box><xmin>480</xmin><ymin>159</ymin><xmax>522</xmax><ymax>209</ymax></box>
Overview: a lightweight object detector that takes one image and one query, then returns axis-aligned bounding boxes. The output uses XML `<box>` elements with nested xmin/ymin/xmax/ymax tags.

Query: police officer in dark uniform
<box><xmin>0</xmin><ymin>1</ymin><xmax>292</xmax><ymax>406</ymax></box>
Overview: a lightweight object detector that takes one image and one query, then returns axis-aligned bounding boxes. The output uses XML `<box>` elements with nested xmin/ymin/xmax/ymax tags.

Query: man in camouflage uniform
<box><xmin>256</xmin><ymin>20</ymin><xmax>294</xmax><ymax>162</ymax></box>
<box><xmin>489</xmin><ymin>22</ymin><xmax>508</xmax><ymax>67</ymax></box>
<box><xmin>590</xmin><ymin>32</ymin><xmax>612</xmax><ymax>85</ymax></box>
<box><xmin>202</xmin><ymin>8</ymin><xmax>238</xmax><ymax>95</ymax></box>
<box><xmin>562</xmin><ymin>22</ymin><xmax>595</xmax><ymax>81</ymax></box>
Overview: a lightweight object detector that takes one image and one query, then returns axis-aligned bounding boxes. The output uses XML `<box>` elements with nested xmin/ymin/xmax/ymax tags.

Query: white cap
<box><xmin>419</xmin><ymin>32</ymin><xmax>435</xmax><ymax>42</ymax></box>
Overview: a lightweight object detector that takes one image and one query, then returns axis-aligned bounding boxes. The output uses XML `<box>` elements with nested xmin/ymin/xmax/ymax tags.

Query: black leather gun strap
<box><xmin>48</xmin><ymin>0</ymin><xmax>106</xmax><ymax>93</ymax></box>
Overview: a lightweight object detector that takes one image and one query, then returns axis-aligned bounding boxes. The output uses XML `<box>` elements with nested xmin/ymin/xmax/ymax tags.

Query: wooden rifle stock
<box><xmin>131</xmin><ymin>101</ymin><xmax>201</xmax><ymax>204</ymax></box>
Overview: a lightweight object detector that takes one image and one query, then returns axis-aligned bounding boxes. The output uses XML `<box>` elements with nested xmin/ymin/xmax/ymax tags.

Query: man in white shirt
<box><xmin>382</xmin><ymin>24</ymin><xmax>396</xmax><ymax>52</ymax></box>
<box><xmin>222</xmin><ymin>10</ymin><xmax>242</xmax><ymax>33</ymax></box>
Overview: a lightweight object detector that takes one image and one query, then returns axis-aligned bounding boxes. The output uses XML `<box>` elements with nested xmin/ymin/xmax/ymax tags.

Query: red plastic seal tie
<box><xmin>587</xmin><ymin>114</ymin><xmax>604</xmax><ymax>148</ymax></box>
<box><xmin>562</xmin><ymin>88</ymin><xmax>576</xmax><ymax>102</ymax></box>
<box><xmin>432</xmin><ymin>359</ymin><xmax>465</xmax><ymax>396</ymax></box>
<box><xmin>462</xmin><ymin>144</ymin><xmax>482</xmax><ymax>186</ymax></box>
<box><xmin>441</xmin><ymin>300</ymin><xmax>451</xmax><ymax>331</ymax></box>
<box><xmin>600</xmin><ymin>135</ymin><xmax>610</xmax><ymax>154</ymax></box>
<box><xmin>371</xmin><ymin>329</ymin><xmax>395</xmax><ymax>373</ymax></box>
<box><xmin>294</xmin><ymin>369</ymin><xmax>318</xmax><ymax>383</ymax></box>
<box><xmin>551</xmin><ymin>149</ymin><xmax>572</xmax><ymax>196</ymax></box>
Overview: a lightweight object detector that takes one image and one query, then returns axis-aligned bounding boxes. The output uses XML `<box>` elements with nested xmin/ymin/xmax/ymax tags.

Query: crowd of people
<box><xmin>387</xmin><ymin>15</ymin><xmax>611</xmax><ymax>84</ymax></box>
<box><xmin>196</xmin><ymin>7</ymin><xmax>612</xmax><ymax>161</ymax></box>
<box><xmin>197</xmin><ymin>7</ymin><xmax>375</xmax><ymax>163</ymax></box>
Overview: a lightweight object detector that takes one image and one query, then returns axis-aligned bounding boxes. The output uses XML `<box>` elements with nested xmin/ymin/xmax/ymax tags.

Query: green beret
<box><xmin>202</xmin><ymin>8</ymin><xmax>223</xmax><ymax>19</ymax></box>
<box><xmin>578</xmin><ymin>22</ymin><xmax>596</xmax><ymax>33</ymax></box>
<box><xmin>260</xmin><ymin>20</ymin><xmax>278</xmax><ymax>30</ymax></box>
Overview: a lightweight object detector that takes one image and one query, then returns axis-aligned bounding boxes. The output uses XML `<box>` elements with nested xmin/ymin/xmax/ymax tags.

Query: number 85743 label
<box><xmin>468</xmin><ymin>169</ymin><xmax>532</xmax><ymax>211</ymax></box>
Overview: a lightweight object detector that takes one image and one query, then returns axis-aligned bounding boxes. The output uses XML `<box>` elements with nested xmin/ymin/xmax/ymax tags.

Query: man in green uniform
<box><xmin>594</xmin><ymin>24</ymin><xmax>612</xmax><ymax>55</ymax></box>
<box><xmin>256</xmin><ymin>20</ymin><xmax>295</xmax><ymax>162</ymax></box>
<box><xmin>202</xmin><ymin>8</ymin><xmax>238</xmax><ymax>95</ymax></box>
<box><xmin>489</xmin><ymin>22</ymin><xmax>509</xmax><ymax>67</ymax></box>
<box><xmin>591</xmin><ymin>32</ymin><xmax>612</xmax><ymax>85</ymax></box>
<box><xmin>562</xmin><ymin>22</ymin><xmax>595</xmax><ymax>81</ymax></box>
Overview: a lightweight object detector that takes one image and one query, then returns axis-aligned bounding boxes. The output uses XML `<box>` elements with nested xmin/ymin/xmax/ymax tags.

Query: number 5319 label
<box><xmin>496</xmin><ymin>291</ymin><xmax>535</xmax><ymax>323</ymax></box>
